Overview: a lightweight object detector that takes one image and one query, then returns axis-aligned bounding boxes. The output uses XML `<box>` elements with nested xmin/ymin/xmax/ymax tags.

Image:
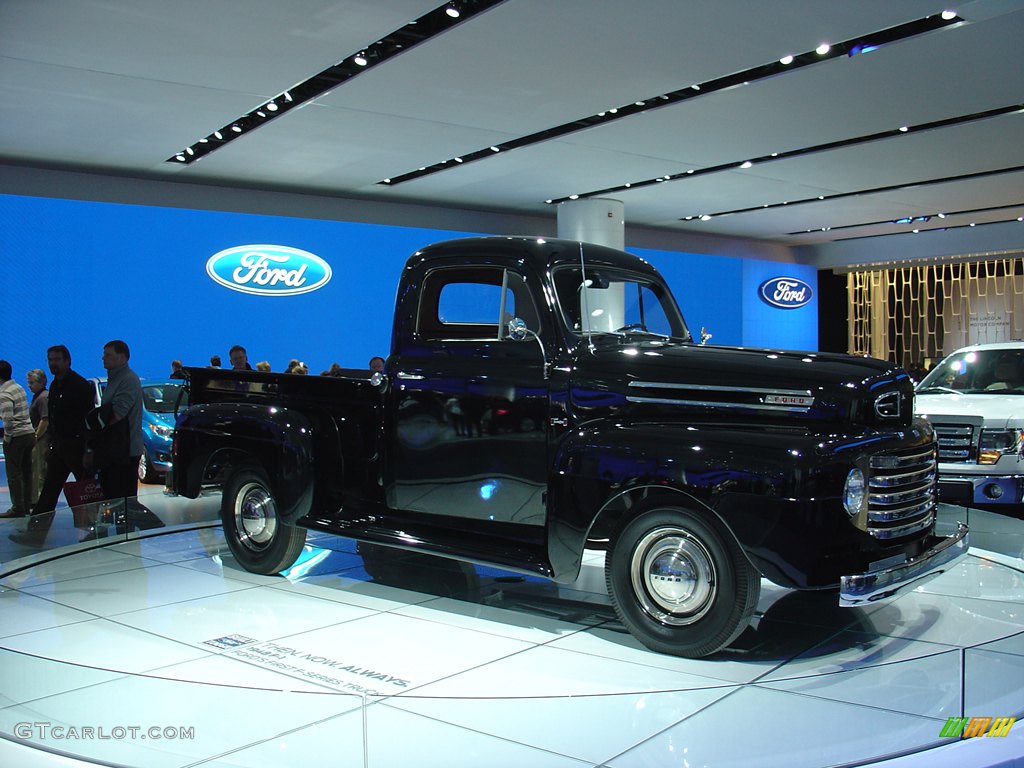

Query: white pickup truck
<box><xmin>915</xmin><ymin>341</ymin><xmax>1024</xmax><ymax>509</ymax></box>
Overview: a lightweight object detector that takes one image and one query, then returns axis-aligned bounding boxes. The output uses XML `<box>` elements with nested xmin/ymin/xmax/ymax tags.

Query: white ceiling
<box><xmin>1</xmin><ymin>0</ymin><xmax>1023</xmax><ymax>248</ymax></box>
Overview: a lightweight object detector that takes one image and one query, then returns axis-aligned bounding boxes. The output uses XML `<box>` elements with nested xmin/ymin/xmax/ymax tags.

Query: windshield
<box><xmin>142</xmin><ymin>383</ymin><xmax>189</xmax><ymax>413</ymax></box>
<box><xmin>552</xmin><ymin>266</ymin><xmax>689</xmax><ymax>340</ymax></box>
<box><xmin>917</xmin><ymin>348</ymin><xmax>1024</xmax><ymax>394</ymax></box>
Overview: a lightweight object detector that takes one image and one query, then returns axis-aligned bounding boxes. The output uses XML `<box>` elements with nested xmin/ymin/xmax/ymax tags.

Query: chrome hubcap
<box><xmin>233</xmin><ymin>482</ymin><xmax>277</xmax><ymax>551</ymax></box>
<box><xmin>630</xmin><ymin>526</ymin><xmax>716</xmax><ymax>626</ymax></box>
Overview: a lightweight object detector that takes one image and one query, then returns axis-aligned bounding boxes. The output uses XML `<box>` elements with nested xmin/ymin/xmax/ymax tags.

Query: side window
<box><xmin>418</xmin><ymin>267</ymin><xmax>537</xmax><ymax>341</ymax></box>
<box><xmin>438</xmin><ymin>282</ymin><xmax>515</xmax><ymax>324</ymax></box>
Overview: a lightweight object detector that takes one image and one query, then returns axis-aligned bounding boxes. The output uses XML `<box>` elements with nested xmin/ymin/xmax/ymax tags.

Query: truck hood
<box><xmin>915</xmin><ymin>392</ymin><xmax>1024</xmax><ymax>429</ymax></box>
<box><xmin>570</xmin><ymin>337</ymin><xmax>915</xmax><ymax>428</ymax></box>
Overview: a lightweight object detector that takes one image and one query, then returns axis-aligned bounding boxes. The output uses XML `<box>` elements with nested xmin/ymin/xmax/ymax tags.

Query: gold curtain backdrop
<box><xmin>846</xmin><ymin>254</ymin><xmax>1024</xmax><ymax>369</ymax></box>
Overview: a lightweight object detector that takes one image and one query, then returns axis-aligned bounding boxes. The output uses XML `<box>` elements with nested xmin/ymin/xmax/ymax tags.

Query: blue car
<box><xmin>90</xmin><ymin>378</ymin><xmax>188</xmax><ymax>483</ymax></box>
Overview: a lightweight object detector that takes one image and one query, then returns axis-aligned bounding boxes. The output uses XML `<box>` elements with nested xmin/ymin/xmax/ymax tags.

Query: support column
<box><xmin>557</xmin><ymin>198</ymin><xmax>624</xmax><ymax>250</ymax></box>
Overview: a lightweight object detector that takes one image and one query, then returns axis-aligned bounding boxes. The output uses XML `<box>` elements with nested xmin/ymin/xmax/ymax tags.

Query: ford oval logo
<box><xmin>759</xmin><ymin>276</ymin><xmax>813</xmax><ymax>309</ymax></box>
<box><xmin>206</xmin><ymin>245</ymin><xmax>332</xmax><ymax>296</ymax></box>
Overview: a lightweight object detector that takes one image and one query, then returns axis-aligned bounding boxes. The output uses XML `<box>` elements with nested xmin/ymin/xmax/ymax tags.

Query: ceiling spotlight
<box><xmin>186</xmin><ymin>146</ymin><xmax>194</xmax><ymax>156</ymax></box>
<box><xmin>941</xmin><ymin>10</ymin><xmax>957</xmax><ymax>20</ymax></box>
<box><xmin>231</xmin><ymin>124</ymin><xmax>242</xmax><ymax>133</ymax></box>
<box><xmin>213</xmin><ymin>130</ymin><xmax>223</xmax><ymax>140</ymax></box>
<box><xmin>937</xmin><ymin>213</ymin><xmax>946</xmax><ymax>218</ymax></box>
<box><xmin>175</xmin><ymin>154</ymin><xmax>186</xmax><ymax>162</ymax></box>
<box><xmin>256</xmin><ymin>110</ymin><xmax>266</xmax><ymax>117</ymax></box>
<box><xmin>779</xmin><ymin>55</ymin><xmax>794</xmax><ymax>65</ymax></box>
<box><xmin>266</xmin><ymin>101</ymin><xmax>278</xmax><ymax>112</ymax></box>
<box><xmin>739</xmin><ymin>161</ymin><xmax>753</xmax><ymax>169</ymax></box>
<box><xmin>816</xmin><ymin>43</ymin><xmax>831</xmax><ymax>55</ymax></box>
<box><xmin>899</xmin><ymin>126</ymin><xmax>909</xmax><ymax>132</ymax></box>
<box><xmin>489</xmin><ymin>146</ymin><xmax>500</xmax><ymax>152</ymax></box>
<box><xmin>445</xmin><ymin>3</ymin><xmax>460</xmax><ymax>18</ymax></box>
<box><xmin>700</xmin><ymin>214</ymin><xmax>712</xmax><ymax>221</ymax></box>
<box><xmin>569</xmin><ymin>194</ymin><xmax>579</xmax><ymax>200</ymax></box>
<box><xmin>283</xmin><ymin>91</ymin><xmax>293</xmax><ymax>103</ymax></box>
<box><xmin>354</xmin><ymin>52</ymin><xmax>368</xmax><ymax>66</ymax></box>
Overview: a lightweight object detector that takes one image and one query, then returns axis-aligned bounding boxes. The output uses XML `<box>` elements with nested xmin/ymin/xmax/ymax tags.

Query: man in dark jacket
<box><xmin>8</xmin><ymin>345</ymin><xmax>95</xmax><ymax>547</ymax></box>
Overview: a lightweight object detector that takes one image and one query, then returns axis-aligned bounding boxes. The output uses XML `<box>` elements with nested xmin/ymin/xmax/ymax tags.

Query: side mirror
<box><xmin>505</xmin><ymin>318</ymin><xmax>549</xmax><ymax>379</ymax></box>
<box><xmin>507</xmin><ymin>317</ymin><xmax>529</xmax><ymax>341</ymax></box>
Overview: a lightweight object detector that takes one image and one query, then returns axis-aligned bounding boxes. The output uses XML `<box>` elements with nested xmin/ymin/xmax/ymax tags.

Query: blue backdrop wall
<box><xmin>0</xmin><ymin>194</ymin><xmax>818</xmax><ymax>383</ymax></box>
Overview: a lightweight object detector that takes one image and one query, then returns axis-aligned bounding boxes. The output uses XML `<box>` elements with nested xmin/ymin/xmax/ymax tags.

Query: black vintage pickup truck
<box><xmin>171</xmin><ymin>236</ymin><xmax>968</xmax><ymax>657</ymax></box>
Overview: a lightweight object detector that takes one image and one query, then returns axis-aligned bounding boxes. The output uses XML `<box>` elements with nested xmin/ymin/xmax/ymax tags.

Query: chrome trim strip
<box><xmin>868</xmin><ymin>499</ymin><xmax>935</xmax><ymax>523</ymax></box>
<box><xmin>625</xmin><ymin>395</ymin><xmax>811</xmax><ymax>413</ymax></box>
<box><xmin>869</xmin><ymin>448</ymin><xmax>935</xmax><ymax>469</ymax></box>
<box><xmin>868</xmin><ymin>467</ymin><xmax>936</xmax><ymax>487</ymax></box>
<box><xmin>840</xmin><ymin>523</ymin><xmax>969</xmax><ymax>607</ymax></box>
<box><xmin>628</xmin><ymin>381</ymin><xmax>812</xmax><ymax>397</ymax></box>
<box><xmin>867</xmin><ymin>509</ymin><xmax>935</xmax><ymax>539</ymax></box>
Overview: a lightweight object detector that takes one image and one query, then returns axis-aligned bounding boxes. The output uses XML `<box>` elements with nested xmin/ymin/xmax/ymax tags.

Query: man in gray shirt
<box><xmin>87</xmin><ymin>339</ymin><xmax>143</xmax><ymax>502</ymax></box>
<box><xmin>0</xmin><ymin>360</ymin><xmax>36</xmax><ymax>517</ymax></box>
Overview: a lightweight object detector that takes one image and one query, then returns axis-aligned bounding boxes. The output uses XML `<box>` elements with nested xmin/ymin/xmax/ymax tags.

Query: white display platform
<box><xmin>1</xmin><ymin>501</ymin><xmax>1022</xmax><ymax>767</ymax></box>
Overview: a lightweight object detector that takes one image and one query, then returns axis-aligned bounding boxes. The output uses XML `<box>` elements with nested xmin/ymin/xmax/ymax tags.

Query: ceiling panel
<box><xmin>1</xmin><ymin>0</ymin><xmax>1022</xmax><ymax>250</ymax></box>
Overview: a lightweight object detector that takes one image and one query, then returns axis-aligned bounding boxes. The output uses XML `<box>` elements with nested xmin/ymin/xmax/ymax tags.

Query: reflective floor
<box><xmin>0</xmin><ymin>473</ymin><xmax>1022</xmax><ymax>767</ymax></box>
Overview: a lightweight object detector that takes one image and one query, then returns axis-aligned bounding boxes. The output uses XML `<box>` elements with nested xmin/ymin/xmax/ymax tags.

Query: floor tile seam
<box><xmin>966</xmin><ymin>550</ymin><xmax>1024</xmax><ymax>576</ymax></box>
<box><xmin>388</xmin><ymin>638</ymin><xmax>742</xmax><ymax>703</ymax></box>
<box><xmin>747</xmin><ymin>679</ymin><xmax>959</xmax><ymax>723</ymax></box>
<box><xmin>370</xmin><ymin>699</ymin><xmax>598</xmax><ymax>766</ymax></box>
<box><xmin>594</xmin><ymin>684</ymin><xmax>749</xmax><ymax>767</ymax></box>
<box><xmin>380</xmin><ymin>595</ymin><xmax>614</xmax><ymax>648</ymax></box>
<box><xmin>170</xmin><ymin>698</ymin><xmax>372</xmax><ymax>768</ymax></box>
<box><xmin>755</xmin><ymin>643</ymin><xmax>965</xmax><ymax>686</ymax></box>
<box><xmin>966</xmin><ymin>627</ymin><xmax>1024</xmax><ymax>656</ymax></box>
<box><xmin>10</xmin><ymin>557</ymin><xmax>171</xmax><ymax>590</ymax></box>
<box><xmin>263</xmin><ymin>575</ymin><xmax>439</xmax><ymax>608</ymax></box>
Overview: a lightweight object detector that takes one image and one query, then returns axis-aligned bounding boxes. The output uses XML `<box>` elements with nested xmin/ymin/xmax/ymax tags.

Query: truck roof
<box><xmin>408</xmin><ymin>236</ymin><xmax>662</xmax><ymax>278</ymax></box>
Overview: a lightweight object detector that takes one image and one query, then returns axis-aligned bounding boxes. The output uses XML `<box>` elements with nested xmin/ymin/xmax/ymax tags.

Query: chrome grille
<box><xmin>867</xmin><ymin>444</ymin><xmax>937</xmax><ymax>540</ymax></box>
<box><xmin>932</xmin><ymin>424</ymin><xmax>974</xmax><ymax>462</ymax></box>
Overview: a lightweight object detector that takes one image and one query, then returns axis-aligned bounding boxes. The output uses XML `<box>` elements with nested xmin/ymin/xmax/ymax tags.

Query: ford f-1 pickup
<box><xmin>170</xmin><ymin>236</ymin><xmax>968</xmax><ymax>657</ymax></box>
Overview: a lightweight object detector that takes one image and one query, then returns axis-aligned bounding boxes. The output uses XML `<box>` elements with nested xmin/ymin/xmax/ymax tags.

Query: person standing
<box><xmin>229</xmin><ymin>345</ymin><xmax>252</xmax><ymax>371</ymax></box>
<box><xmin>169</xmin><ymin>359</ymin><xmax>186</xmax><ymax>379</ymax></box>
<box><xmin>26</xmin><ymin>368</ymin><xmax>49</xmax><ymax>505</ymax></box>
<box><xmin>0</xmin><ymin>360</ymin><xmax>35</xmax><ymax>518</ymax></box>
<box><xmin>8</xmin><ymin>346</ymin><xmax>96</xmax><ymax>547</ymax></box>
<box><xmin>89</xmin><ymin>340</ymin><xmax>143</xmax><ymax>502</ymax></box>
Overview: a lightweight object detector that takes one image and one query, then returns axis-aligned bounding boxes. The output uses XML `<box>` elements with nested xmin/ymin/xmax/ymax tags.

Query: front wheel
<box><xmin>221</xmin><ymin>466</ymin><xmax>306</xmax><ymax>574</ymax></box>
<box><xmin>605</xmin><ymin>502</ymin><xmax>760</xmax><ymax>658</ymax></box>
<box><xmin>137</xmin><ymin>451</ymin><xmax>159</xmax><ymax>484</ymax></box>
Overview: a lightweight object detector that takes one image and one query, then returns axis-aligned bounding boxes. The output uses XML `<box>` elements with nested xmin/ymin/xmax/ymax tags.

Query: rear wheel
<box><xmin>221</xmin><ymin>466</ymin><xmax>306</xmax><ymax>574</ymax></box>
<box><xmin>605</xmin><ymin>501</ymin><xmax>760</xmax><ymax>658</ymax></box>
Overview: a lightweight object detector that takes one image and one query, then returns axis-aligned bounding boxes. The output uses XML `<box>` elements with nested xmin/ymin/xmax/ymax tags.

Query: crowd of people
<box><xmin>1</xmin><ymin>342</ymin><xmax>387</xmax><ymax>548</ymax></box>
<box><xmin>170</xmin><ymin>346</ymin><xmax>386</xmax><ymax>378</ymax></box>
<box><xmin>1</xmin><ymin>341</ymin><xmax>146</xmax><ymax>547</ymax></box>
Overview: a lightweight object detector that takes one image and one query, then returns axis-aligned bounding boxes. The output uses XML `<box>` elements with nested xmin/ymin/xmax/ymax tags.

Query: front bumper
<box><xmin>839</xmin><ymin>523</ymin><xmax>969</xmax><ymax>607</ymax></box>
<box><xmin>938</xmin><ymin>473</ymin><xmax>1024</xmax><ymax>506</ymax></box>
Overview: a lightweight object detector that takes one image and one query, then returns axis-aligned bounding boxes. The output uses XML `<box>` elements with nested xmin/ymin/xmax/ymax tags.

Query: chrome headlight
<box><xmin>978</xmin><ymin>429</ymin><xmax>1024</xmax><ymax>465</ymax></box>
<box><xmin>147</xmin><ymin>423</ymin><xmax>174</xmax><ymax>439</ymax></box>
<box><xmin>843</xmin><ymin>468</ymin><xmax>866</xmax><ymax>517</ymax></box>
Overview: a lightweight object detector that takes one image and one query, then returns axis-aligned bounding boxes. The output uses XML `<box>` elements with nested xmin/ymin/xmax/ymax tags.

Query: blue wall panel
<box><xmin>0</xmin><ymin>194</ymin><xmax>476</xmax><ymax>380</ymax></box>
<box><xmin>741</xmin><ymin>259</ymin><xmax>819</xmax><ymax>351</ymax></box>
<box><xmin>0</xmin><ymin>194</ymin><xmax>818</xmax><ymax>386</ymax></box>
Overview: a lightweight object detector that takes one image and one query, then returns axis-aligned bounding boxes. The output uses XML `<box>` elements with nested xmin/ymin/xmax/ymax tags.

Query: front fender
<box><xmin>172</xmin><ymin>402</ymin><xmax>314</xmax><ymax>522</ymax></box>
<box><xmin>547</xmin><ymin>421</ymin><xmax>850</xmax><ymax>583</ymax></box>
